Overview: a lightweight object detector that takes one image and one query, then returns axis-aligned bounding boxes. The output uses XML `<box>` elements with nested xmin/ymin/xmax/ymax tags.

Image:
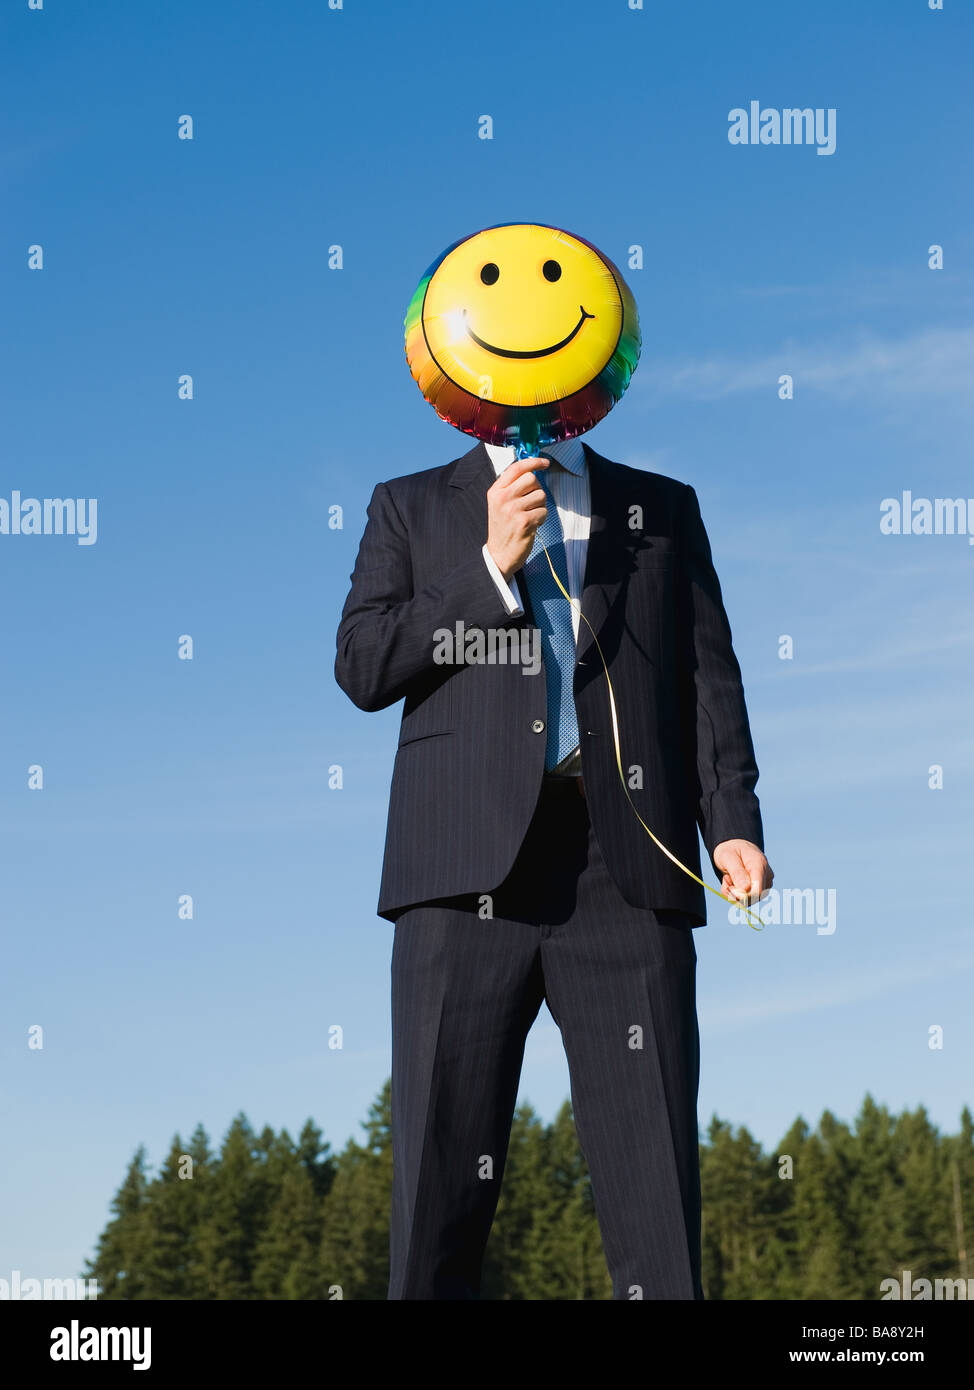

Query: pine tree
<box><xmin>297</xmin><ymin>1118</ymin><xmax>336</xmax><ymax>1201</ymax></box>
<box><xmin>943</xmin><ymin>1107</ymin><xmax>973</xmax><ymax>1282</ymax></box>
<box><xmin>83</xmin><ymin>1090</ymin><xmax>974</xmax><ymax>1301</ymax></box>
<box><xmin>82</xmin><ymin>1146</ymin><xmax>151</xmax><ymax>1299</ymax></box>
<box><xmin>484</xmin><ymin>1100</ymin><xmax>610</xmax><ymax>1300</ymax></box>
<box><xmin>318</xmin><ymin>1083</ymin><xmax>392</xmax><ymax>1299</ymax></box>
<box><xmin>543</xmin><ymin>1101</ymin><xmax>611</xmax><ymax>1300</ymax></box>
<box><xmin>790</xmin><ymin>1111</ymin><xmax>859</xmax><ymax>1298</ymax></box>
<box><xmin>892</xmin><ymin>1105</ymin><xmax>954</xmax><ymax>1287</ymax></box>
<box><xmin>757</xmin><ymin>1114</ymin><xmax>807</xmax><ymax>1299</ymax></box>
<box><xmin>951</xmin><ymin>1106</ymin><xmax>974</xmax><ymax>1280</ymax></box>
<box><xmin>482</xmin><ymin>1102</ymin><xmax>548</xmax><ymax>1299</ymax></box>
<box><xmin>196</xmin><ymin>1114</ymin><xmax>263</xmax><ymax>1299</ymax></box>
<box><xmin>846</xmin><ymin>1094</ymin><xmax>900</xmax><ymax>1296</ymax></box>
<box><xmin>252</xmin><ymin>1135</ymin><xmax>325</xmax><ymax>1300</ymax></box>
<box><xmin>135</xmin><ymin>1134</ymin><xmax>210</xmax><ymax>1298</ymax></box>
<box><xmin>699</xmin><ymin>1116</ymin><xmax>769</xmax><ymax>1299</ymax></box>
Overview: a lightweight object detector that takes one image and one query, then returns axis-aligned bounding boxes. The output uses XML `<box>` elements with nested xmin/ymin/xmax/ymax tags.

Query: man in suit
<box><xmin>334</xmin><ymin>431</ymin><xmax>772</xmax><ymax>1300</ymax></box>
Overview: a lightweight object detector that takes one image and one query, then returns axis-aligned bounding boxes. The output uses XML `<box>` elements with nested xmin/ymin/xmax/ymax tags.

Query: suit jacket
<box><xmin>334</xmin><ymin>438</ymin><xmax>764</xmax><ymax>925</ymax></box>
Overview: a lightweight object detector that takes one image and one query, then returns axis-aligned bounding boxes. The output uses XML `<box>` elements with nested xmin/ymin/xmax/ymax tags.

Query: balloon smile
<box><xmin>465</xmin><ymin>307</ymin><xmax>595</xmax><ymax>359</ymax></box>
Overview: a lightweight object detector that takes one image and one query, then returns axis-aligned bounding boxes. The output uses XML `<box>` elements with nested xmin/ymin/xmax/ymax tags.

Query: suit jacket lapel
<box><xmin>448</xmin><ymin>439</ymin><xmax>496</xmax><ymax>552</ymax></box>
<box><xmin>575</xmin><ymin>441</ymin><xmax>618</xmax><ymax>667</ymax></box>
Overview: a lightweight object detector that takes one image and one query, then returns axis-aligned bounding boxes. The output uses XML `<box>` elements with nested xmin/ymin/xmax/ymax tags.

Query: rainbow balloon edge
<box><xmin>403</xmin><ymin>223</ymin><xmax>641</xmax><ymax>452</ymax></box>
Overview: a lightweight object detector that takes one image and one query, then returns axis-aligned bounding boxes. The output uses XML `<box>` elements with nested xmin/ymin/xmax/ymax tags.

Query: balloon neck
<box><xmin>514</xmin><ymin>440</ymin><xmax>540</xmax><ymax>460</ymax></box>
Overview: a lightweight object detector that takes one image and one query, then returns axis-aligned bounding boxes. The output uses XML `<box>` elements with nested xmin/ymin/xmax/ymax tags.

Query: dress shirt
<box><xmin>481</xmin><ymin>437</ymin><xmax>590</xmax><ymax>776</ymax></box>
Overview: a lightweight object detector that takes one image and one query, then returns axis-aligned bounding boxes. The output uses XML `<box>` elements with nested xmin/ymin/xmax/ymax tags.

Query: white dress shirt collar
<box><xmin>484</xmin><ymin>435</ymin><xmax>587</xmax><ymax>478</ymax></box>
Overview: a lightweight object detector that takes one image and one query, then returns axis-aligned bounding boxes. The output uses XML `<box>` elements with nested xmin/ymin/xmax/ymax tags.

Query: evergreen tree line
<box><xmin>83</xmin><ymin>1086</ymin><xmax>974</xmax><ymax>1300</ymax></box>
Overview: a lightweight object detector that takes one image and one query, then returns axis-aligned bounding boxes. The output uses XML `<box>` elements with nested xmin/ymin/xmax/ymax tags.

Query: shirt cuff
<box><xmin>482</xmin><ymin>544</ymin><xmax>524</xmax><ymax>616</ymax></box>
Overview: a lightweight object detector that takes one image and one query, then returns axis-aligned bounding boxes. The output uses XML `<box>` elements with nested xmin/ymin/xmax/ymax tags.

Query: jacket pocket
<box><xmin>397</xmin><ymin>727</ymin><xmax>458</xmax><ymax>748</ymax></box>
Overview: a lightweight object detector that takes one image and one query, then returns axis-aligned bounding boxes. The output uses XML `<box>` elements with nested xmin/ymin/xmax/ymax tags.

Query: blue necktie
<box><xmin>519</xmin><ymin>465</ymin><xmax>580</xmax><ymax>770</ymax></box>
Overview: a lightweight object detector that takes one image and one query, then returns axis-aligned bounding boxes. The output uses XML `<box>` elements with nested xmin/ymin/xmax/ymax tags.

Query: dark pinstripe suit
<box><xmin>335</xmin><ymin>438</ymin><xmax>764</xmax><ymax>1299</ymax></box>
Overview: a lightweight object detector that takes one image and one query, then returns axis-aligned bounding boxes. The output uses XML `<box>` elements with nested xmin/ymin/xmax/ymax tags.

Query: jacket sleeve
<box><xmin>678</xmin><ymin>482</ymin><xmax>764</xmax><ymax>875</ymax></box>
<box><xmin>334</xmin><ymin>480</ymin><xmax>517</xmax><ymax>712</ymax></box>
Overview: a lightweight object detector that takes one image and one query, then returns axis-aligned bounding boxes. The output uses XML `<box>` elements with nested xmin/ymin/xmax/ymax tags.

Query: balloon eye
<box><xmin>543</xmin><ymin>260</ymin><xmax>562</xmax><ymax>282</ymax></box>
<box><xmin>480</xmin><ymin>263</ymin><xmax>500</xmax><ymax>285</ymax></box>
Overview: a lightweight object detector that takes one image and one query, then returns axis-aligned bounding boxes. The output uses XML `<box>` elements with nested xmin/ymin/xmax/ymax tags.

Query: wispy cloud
<box><xmin>728</xmin><ymin>269</ymin><xmax>974</xmax><ymax>315</ymax></box>
<box><xmin>751</xmin><ymin>621</ymin><xmax>974</xmax><ymax>681</ymax></box>
<box><xmin>700</xmin><ymin>949</ymin><xmax>974</xmax><ymax>1031</ymax></box>
<box><xmin>638</xmin><ymin>327</ymin><xmax>974</xmax><ymax>405</ymax></box>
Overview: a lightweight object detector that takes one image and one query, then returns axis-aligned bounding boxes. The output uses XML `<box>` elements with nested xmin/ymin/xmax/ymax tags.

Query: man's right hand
<box><xmin>485</xmin><ymin>456</ymin><xmax>550</xmax><ymax>582</ymax></box>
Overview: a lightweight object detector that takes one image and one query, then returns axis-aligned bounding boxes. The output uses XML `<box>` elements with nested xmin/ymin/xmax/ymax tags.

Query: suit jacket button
<box><xmin>531</xmin><ymin>719</ymin><xmax>545</xmax><ymax>734</ymax></box>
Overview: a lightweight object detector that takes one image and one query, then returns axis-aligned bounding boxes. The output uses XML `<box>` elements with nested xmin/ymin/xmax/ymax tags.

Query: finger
<box><xmin>720</xmin><ymin>873</ymin><xmax>747</xmax><ymax>904</ymax></box>
<box><xmin>743</xmin><ymin>854</ymin><xmax>772</xmax><ymax>900</ymax></box>
<box><xmin>501</xmin><ymin>457</ymin><xmax>550</xmax><ymax>487</ymax></box>
<box><xmin>727</xmin><ymin>880</ymin><xmax>752</xmax><ymax>902</ymax></box>
<box><xmin>517</xmin><ymin>488</ymin><xmax>548</xmax><ymax>513</ymax></box>
<box><xmin>719</xmin><ymin>850</ymin><xmax>752</xmax><ymax>898</ymax></box>
<box><xmin>744</xmin><ymin>873</ymin><xmax>771</xmax><ymax>906</ymax></box>
<box><xmin>744</xmin><ymin>867</ymin><xmax>765</xmax><ymax>899</ymax></box>
<box><xmin>516</xmin><ymin>500</ymin><xmax>547</xmax><ymax>525</ymax></box>
<box><xmin>506</xmin><ymin>469</ymin><xmax>551</xmax><ymax>499</ymax></box>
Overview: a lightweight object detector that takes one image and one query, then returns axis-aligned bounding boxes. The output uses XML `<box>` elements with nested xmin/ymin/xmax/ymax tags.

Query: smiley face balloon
<box><xmin>404</xmin><ymin>223</ymin><xmax>640</xmax><ymax>455</ymax></box>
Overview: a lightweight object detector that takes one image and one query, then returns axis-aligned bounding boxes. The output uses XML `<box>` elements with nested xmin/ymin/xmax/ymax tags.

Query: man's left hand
<box><xmin>713</xmin><ymin>840</ymin><xmax>773</xmax><ymax>906</ymax></box>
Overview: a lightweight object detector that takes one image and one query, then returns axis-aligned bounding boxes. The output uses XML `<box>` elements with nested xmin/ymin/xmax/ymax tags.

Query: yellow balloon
<box><xmin>404</xmin><ymin>222</ymin><xmax>640</xmax><ymax>451</ymax></box>
<box><xmin>421</xmin><ymin>224</ymin><xmax>623</xmax><ymax>406</ymax></box>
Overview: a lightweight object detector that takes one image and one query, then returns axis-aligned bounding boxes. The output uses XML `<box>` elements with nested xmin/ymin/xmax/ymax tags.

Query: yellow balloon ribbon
<box><xmin>538</xmin><ymin>539</ymin><xmax>766</xmax><ymax>932</ymax></box>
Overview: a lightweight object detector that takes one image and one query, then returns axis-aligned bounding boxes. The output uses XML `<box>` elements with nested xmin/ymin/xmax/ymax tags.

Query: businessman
<box><xmin>334</xmin><ymin>432</ymin><xmax>772</xmax><ymax>1300</ymax></box>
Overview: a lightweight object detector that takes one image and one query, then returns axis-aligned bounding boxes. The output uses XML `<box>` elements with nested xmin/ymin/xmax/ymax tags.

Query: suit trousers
<box><xmin>387</xmin><ymin>773</ymin><xmax>704</xmax><ymax>1301</ymax></box>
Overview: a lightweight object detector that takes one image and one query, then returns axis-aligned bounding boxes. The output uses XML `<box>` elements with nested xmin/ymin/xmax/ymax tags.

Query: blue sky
<box><xmin>2</xmin><ymin>0</ymin><xmax>972</xmax><ymax>1283</ymax></box>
